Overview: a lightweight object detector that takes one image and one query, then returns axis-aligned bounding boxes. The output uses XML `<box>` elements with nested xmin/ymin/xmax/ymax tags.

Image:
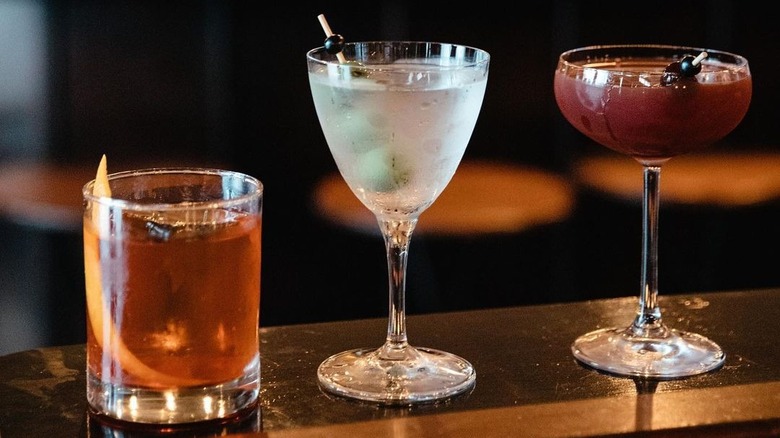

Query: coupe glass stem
<box><xmin>634</xmin><ymin>165</ymin><xmax>663</xmax><ymax>333</ymax></box>
<box><xmin>571</xmin><ymin>159</ymin><xmax>726</xmax><ymax>377</ymax></box>
<box><xmin>379</xmin><ymin>218</ymin><xmax>415</xmax><ymax>350</ymax></box>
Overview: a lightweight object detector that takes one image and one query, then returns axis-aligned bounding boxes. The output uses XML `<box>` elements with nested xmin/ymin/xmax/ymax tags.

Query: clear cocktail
<box><xmin>309</xmin><ymin>62</ymin><xmax>487</xmax><ymax>215</ymax></box>
<box><xmin>308</xmin><ymin>40</ymin><xmax>489</xmax><ymax>404</ymax></box>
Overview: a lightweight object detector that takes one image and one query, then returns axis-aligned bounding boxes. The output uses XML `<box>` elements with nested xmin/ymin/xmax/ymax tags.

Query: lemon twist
<box><xmin>85</xmin><ymin>156</ymin><xmax>203</xmax><ymax>388</ymax></box>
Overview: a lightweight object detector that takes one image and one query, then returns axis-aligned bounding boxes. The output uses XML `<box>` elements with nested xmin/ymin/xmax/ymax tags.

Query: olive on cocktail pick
<box><xmin>324</xmin><ymin>34</ymin><xmax>345</xmax><ymax>55</ymax></box>
<box><xmin>661</xmin><ymin>51</ymin><xmax>708</xmax><ymax>86</ymax></box>
<box><xmin>315</xmin><ymin>14</ymin><xmax>368</xmax><ymax>77</ymax></box>
<box><xmin>317</xmin><ymin>14</ymin><xmax>347</xmax><ymax>63</ymax></box>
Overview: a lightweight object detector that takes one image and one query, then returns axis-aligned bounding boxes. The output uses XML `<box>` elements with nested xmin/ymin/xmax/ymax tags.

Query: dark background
<box><xmin>1</xmin><ymin>0</ymin><xmax>778</xmax><ymax>354</ymax></box>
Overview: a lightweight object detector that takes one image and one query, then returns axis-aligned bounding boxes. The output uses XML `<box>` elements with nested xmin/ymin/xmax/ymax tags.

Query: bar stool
<box><xmin>572</xmin><ymin>151</ymin><xmax>780</xmax><ymax>297</ymax></box>
<box><xmin>310</xmin><ymin>160</ymin><xmax>577</xmax><ymax>314</ymax></box>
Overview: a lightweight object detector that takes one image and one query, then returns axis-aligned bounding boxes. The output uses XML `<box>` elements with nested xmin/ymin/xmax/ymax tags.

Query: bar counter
<box><xmin>1</xmin><ymin>289</ymin><xmax>779</xmax><ymax>437</ymax></box>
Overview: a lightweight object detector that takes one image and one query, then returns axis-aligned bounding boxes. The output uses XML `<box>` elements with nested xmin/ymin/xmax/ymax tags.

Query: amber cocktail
<box><xmin>83</xmin><ymin>167</ymin><xmax>262</xmax><ymax>424</ymax></box>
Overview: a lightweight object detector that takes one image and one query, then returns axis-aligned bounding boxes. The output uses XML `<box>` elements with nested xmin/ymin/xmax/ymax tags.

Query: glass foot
<box><xmin>572</xmin><ymin>326</ymin><xmax>725</xmax><ymax>378</ymax></box>
<box><xmin>317</xmin><ymin>345</ymin><xmax>476</xmax><ymax>405</ymax></box>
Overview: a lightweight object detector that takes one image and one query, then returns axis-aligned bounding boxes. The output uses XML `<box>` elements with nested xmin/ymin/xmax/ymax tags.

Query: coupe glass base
<box><xmin>317</xmin><ymin>345</ymin><xmax>476</xmax><ymax>405</ymax></box>
<box><xmin>571</xmin><ymin>326</ymin><xmax>725</xmax><ymax>379</ymax></box>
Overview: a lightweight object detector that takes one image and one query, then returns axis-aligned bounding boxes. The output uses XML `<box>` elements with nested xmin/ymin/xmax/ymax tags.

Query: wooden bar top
<box><xmin>1</xmin><ymin>289</ymin><xmax>779</xmax><ymax>437</ymax></box>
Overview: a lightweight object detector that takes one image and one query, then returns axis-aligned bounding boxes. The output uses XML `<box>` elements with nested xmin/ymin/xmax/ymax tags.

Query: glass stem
<box><xmin>633</xmin><ymin>165</ymin><xmax>664</xmax><ymax>333</ymax></box>
<box><xmin>378</xmin><ymin>218</ymin><xmax>417</xmax><ymax>350</ymax></box>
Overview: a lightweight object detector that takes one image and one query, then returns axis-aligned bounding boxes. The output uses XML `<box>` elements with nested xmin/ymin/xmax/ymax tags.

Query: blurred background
<box><xmin>1</xmin><ymin>0</ymin><xmax>778</xmax><ymax>354</ymax></box>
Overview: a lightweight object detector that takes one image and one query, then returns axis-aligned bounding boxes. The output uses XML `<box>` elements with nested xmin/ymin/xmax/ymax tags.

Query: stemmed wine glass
<box><xmin>307</xmin><ymin>40</ymin><xmax>489</xmax><ymax>403</ymax></box>
<box><xmin>554</xmin><ymin>45</ymin><xmax>751</xmax><ymax>378</ymax></box>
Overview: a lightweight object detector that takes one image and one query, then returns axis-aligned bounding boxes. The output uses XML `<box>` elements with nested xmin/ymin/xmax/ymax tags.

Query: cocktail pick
<box><xmin>317</xmin><ymin>14</ymin><xmax>346</xmax><ymax>63</ymax></box>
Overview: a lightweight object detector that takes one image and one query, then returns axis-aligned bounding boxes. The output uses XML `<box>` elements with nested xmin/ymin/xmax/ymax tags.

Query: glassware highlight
<box><xmin>307</xmin><ymin>41</ymin><xmax>490</xmax><ymax>404</ymax></box>
<box><xmin>554</xmin><ymin>45</ymin><xmax>751</xmax><ymax>378</ymax></box>
<box><xmin>83</xmin><ymin>167</ymin><xmax>263</xmax><ymax>424</ymax></box>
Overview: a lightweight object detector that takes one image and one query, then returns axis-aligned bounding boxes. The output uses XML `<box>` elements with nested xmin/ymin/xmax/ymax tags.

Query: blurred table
<box><xmin>1</xmin><ymin>289</ymin><xmax>779</xmax><ymax>437</ymax></box>
<box><xmin>0</xmin><ymin>159</ymin><xmax>231</xmax><ymax>232</ymax></box>
<box><xmin>0</xmin><ymin>161</ymin><xmax>97</xmax><ymax>232</ymax></box>
<box><xmin>574</xmin><ymin>151</ymin><xmax>780</xmax><ymax>207</ymax></box>
<box><xmin>570</xmin><ymin>151</ymin><xmax>780</xmax><ymax>297</ymax></box>
<box><xmin>311</xmin><ymin>160</ymin><xmax>574</xmax><ymax>236</ymax></box>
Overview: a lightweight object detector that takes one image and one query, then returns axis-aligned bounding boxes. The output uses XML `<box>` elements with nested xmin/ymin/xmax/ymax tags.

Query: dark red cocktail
<box><xmin>553</xmin><ymin>45</ymin><xmax>751</xmax><ymax>378</ymax></box>
<box><xmin>555</xmin><ymin>49</ymin><xmax>751</xmax><ymax>162</ymax></box>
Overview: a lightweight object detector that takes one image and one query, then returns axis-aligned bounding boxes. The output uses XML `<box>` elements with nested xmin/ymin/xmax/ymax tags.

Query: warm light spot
<box><xmin>164</xmin><ymin>391</ymin><xmax>177</xmax><ymax>412</ymax></box>
<box><xmin>125</xmin><ymin>395</ymin><xmax>139</xmax><ymax>420</ymax></box>
<box><xmin>202</xmin><ymin>396</ymin><xmax>214</xmax><ymax>414</ymax></box>
<box><xmin>151</xmin><ymin>321</ymin><xmax>187</xmax><ymax>352</ymax></box>
<box><xmin>217</xmin><ymin>323</ymin><xmax>227</xmax><ymax>351</ymax></box>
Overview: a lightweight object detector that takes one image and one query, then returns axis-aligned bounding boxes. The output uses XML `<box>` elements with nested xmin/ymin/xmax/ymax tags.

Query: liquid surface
<box><xmin>84</xmin><ymin>211</ymin><xmax>261</xmax><ymax>388</ymax></box>
<box><xmin>554</xmin><ymin>59</ymin><xmax>751</xmax><ymax>159</ymax></box>
<box><xmin>309</xmin><ymin>62</ymin><xmax>488</xmax><ymax>218</ymax></box>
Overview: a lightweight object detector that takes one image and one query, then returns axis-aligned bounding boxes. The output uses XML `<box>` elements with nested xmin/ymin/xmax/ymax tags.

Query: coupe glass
<box><xmin>307</xmin><ymin>41</ymin><xmax>489</xmax><ymax>403</ymax></box>
<box><xmin>554</xmin><ymin>45</ymin><xmax>751</xmax><ymax>378</ymax></box>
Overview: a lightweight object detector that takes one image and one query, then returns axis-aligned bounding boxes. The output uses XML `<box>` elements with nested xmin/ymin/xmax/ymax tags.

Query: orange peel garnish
<box><xmin>85</xmin><ymin>155</ymin><xmax>204</xmax><ymax>388</ymax></box>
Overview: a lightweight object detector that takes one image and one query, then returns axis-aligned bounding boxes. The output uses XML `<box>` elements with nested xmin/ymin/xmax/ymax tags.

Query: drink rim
<box><xmin>558</xmin><ymin>44</ymin><xmax>749</xmax><ymax>72</ymax></box>
<box><xmin>306</xmin><ymin>41</ymin><xmax>490</xmax><ymax>70</ymax></box>
<box><xmin>82</xmin><ymin>167</ymin><xmax>263</xmax><ymax>211</ymax></box>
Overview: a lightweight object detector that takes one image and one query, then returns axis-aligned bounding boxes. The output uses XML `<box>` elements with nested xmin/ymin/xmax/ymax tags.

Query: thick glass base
<box><xmin>572</xmin><ymin>326</ymin><xmax>725</xmax><ymax>378</ymax></box>
<box><xmin>317</xmin><ymin>345</ymin><xmax>476</xmax><ymax>405</ymax></box>
<box><xmin>87</xmin><ymin>356</ymin><xmax>260</xmax><ymax>425</ymax></box>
